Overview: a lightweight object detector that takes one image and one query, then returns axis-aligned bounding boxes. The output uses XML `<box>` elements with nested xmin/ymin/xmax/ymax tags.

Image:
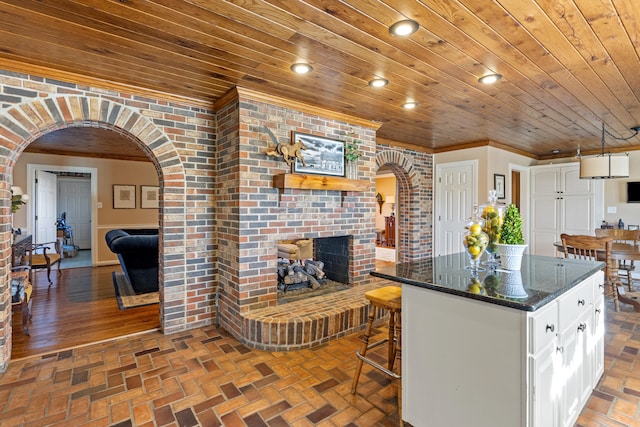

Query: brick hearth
<box><xmin>241</xmin><ymin>281</ymin><xmax>391</xmax><ymax>351</ymax></box>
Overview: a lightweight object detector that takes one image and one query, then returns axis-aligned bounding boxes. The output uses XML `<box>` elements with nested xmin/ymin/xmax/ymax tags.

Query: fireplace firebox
<box><xmin>277</xmin><ymin>235</ymin><xmax>351</xmax><ymax>303</ymax></box>
<box><xmin>314</xmin><ymin>235</ymin><xmax>350</xmax><ymax>283</ymax></box>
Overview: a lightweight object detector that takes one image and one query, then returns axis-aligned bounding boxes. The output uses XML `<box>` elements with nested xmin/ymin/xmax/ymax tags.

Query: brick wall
<box><xmin>0</xmin><ymin>70</ymin><xmax>216</xmax><ymax>371</ymax></box>
<box><xmin>0</xmin><ymin>71</ymin><xmax>435</xmax><ymax>368</ymax></box>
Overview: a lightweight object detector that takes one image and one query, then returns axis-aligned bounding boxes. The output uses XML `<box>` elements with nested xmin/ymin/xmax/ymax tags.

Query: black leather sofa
<box><xmin>105</xmin><ymin>229</ymin><xmax>159</xmax><ymax>294</ymax></box>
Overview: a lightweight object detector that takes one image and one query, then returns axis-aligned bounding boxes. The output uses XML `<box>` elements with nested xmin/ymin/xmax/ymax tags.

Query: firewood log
<box><xmin>283</xmin><ymin>271</ymin><xmax>307</xmax><ymax>285</ymax></box>
<box><xmin>299</xmin><ymin>269</ymin><xmax>320</xmax><ymax>289</ymax></box>
<box><xmin>307</xmin><ymin>260</ymin><xmax>324</xmax><ymax>270</ymax></box>
<box><xmin>304</xmin><ymin>262</ymin><xmax>325</xmax><ymax>279</ymax></box>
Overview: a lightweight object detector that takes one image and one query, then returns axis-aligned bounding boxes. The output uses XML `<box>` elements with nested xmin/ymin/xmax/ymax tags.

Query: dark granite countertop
<box><xmin>370</xmin><ymin>253</ymin><xmax>605</xmax><ymax>312</ymax></box>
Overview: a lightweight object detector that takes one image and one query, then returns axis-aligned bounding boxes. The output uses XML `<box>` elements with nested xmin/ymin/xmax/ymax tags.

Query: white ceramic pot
<box><xmin>496</xmin><ymin>243</ymin><xmax>528</xmax><ymax>270</ymax></box>
<box><xmin>497</xmin><ymin>270</ymin><xmax>528</xmax><ymax>298</ymax></box>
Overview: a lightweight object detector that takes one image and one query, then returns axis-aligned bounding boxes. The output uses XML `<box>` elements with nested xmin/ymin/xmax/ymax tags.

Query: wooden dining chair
<box><xmin>560</xmin><ymin>233</ymin><xmax>620</xmax><ymax>311</ymax></box>
<box><xmin>594</xmin><ymin>228</ymin><xmax>640</xmax><ymax>290</ymax></box>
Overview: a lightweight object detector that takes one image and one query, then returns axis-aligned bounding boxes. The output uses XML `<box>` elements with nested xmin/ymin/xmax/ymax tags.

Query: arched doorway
<box><xmin>0</xmin><ymin>95</ymin><xmax>200</xmax><ymax>370</ymax></box>
<box><xmin>376</xmin><ymin>149</ymin><xmax>434</xmax><ymax>262</ymax></box>
<box><xmin>10</xmin><ymin>129</ymin><xmax>160</xmax><ymax>357</ymax></box>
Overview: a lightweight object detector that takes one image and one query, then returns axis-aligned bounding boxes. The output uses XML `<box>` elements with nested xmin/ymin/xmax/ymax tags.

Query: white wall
<box><xmin>602</xmin><ymin>152</ymin><xmax>640</xmax><ymax>226</ymax></box>
<box><xmin>434</xmin><ymin>145</ymin><xmax>536</xmax><ymax>205</ymax></box>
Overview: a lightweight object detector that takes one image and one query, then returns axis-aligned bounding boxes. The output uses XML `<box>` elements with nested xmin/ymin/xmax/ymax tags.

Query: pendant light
<box><xmin>579</xmin><ymin>124</ymin><xmax>635</xmax><ymax>179</ymax></box>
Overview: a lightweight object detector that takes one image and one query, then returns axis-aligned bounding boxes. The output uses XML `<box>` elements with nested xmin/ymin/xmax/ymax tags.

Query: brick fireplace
<box><xmin>215</xmin><ymin>88</ymin><xmax>380</xmax><ymax>349</ymax></box>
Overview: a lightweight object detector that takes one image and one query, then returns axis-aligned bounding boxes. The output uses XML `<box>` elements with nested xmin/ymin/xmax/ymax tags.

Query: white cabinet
<box><xmin>403</xmin><ymin>271</ymin><xmax>605</xmax><ymax>427</ymax></box>
<box><xmin>530</xmin><ymin>163</ymin><xmax>603</xmax><ymax>256</ymax></box>
<box><xmin>528</xmin><ymin>272</ymin><xmax>605</xmax><ymax>427</ymax></box>
<box><xmin>530</xmin><ymin>342</ymin><xmax>559</xmax><ymax>427</ymax></box>
<box><xmin>529</xmin><ymin>301</ymin><xmax>560</xmax><ymax>427</ymax></box>
<box><xmin>591</xmin><ymin>295</ymin><xmax>605</xmax><ymax>381</ymax></box>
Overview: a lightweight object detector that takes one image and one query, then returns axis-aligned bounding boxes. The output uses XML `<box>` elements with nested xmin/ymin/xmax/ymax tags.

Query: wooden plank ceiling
<box><xmin>1</xmin><ymin>0</ymin><xmax>639</xmax><ymax>160</ymax></box>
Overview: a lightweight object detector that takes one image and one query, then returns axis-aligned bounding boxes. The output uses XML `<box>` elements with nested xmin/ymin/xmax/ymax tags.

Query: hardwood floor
<box><xmin>11</xmin><ymin>264</ymin><xmax>160</xmax><ymax>360</ymax></box>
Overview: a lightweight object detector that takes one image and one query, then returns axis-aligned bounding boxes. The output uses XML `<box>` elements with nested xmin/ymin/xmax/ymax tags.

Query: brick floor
<box><xmin>2</xmin><ymin>285</ymin><xmax>640</xmax><ymax>426</ymax></box>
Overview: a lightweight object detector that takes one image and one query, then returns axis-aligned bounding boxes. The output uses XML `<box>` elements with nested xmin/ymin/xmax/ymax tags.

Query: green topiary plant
<box><xmin>499</xmin><ymin>203</ymin><xmax>525</xmax><ymax>245</ymax></box>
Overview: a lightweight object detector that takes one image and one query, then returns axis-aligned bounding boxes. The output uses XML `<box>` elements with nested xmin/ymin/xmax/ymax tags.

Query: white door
<box><xmin>435</xmin><ymin>161</ymin><xmax>476</xmax><ymax>256</ymax></box>
<box><xmin>58</xmin><ymin>177</ymin><xmax>91</xmax><ymax>249</ymax></box>
<box><xmin>530</xmin><ymin>165</ymin><xmax>601</xmax><ymax>256</ymax></box>
<box><xmin>35</xmin><ymin>170</ymin><xmax>58</xmax><ymax>246</ymax></box>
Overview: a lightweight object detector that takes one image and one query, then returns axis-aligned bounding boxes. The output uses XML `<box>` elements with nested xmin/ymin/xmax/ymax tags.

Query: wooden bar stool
<box><xmin>351</xmin><ymin>286</ymin><xmax>402</xmax><ymax>422</ymax></box>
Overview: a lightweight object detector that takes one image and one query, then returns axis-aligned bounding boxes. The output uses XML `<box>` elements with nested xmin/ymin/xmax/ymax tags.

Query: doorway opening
<box><xmin>376</xmin><ymin>166</ymin><xmax>397</xmax><ymax>264</ymax></box>
<box><xmin>12</xmin><ymin>129</ymin><xmax>161</xmax><ymax>359</ymax></box>
<box><xmin>26</xmin><ymin>165</ymin><xmax>96</xmax><ymax>268</ymax></box>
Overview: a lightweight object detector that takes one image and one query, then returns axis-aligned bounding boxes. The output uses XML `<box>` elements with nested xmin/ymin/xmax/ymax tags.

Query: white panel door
<box><xmin>531</xmin><ymin>167</ymin><xmax>560</xmax><ymax>195</ymax></box>
<box><xmin>530</xmin><ymin>163</ymin><xmax>600</xmax><ymax>257</ymax></box>
<box><xmin>561</xmin><ymin>167</ymin><xmax>592</xmax><ymax>195</ymax></box>
<box><xmin>436</xmin><ymin>161</ymin><xmax>475</xmax><ymax>256</ymax></box>
<box><xmin>531</xmin><ymin>195</ymin><xmax>561</xmax><ymax>256</ymax></box>
<box><xmin>35</xmin><ymin>170</ymin><xmax>58</xmax><ymax>246</ymax></box>
<box><xmin>561</xmin><ymin>195</ymin><xmax>594</xmax><ymax>236</ymax></box>
<box><xmin>58</xmin><ymin>177</ymin><xmax>91</xmax><ymax>249</ymax></box>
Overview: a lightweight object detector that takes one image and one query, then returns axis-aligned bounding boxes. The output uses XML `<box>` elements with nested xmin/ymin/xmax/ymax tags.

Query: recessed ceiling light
<box><xmin>402</xmin><ymin>101</ymin><xmax>419</xmax><ymax>109</ymax></box>
<box><xmin>478</xmin><ymin>73</ymin><xmax>502</xmax><ymax>84</ymax></box>
<box><xmin>389</xmin><ymin>19</ymin><xmax>419</xmax><ymax>37</ymax></box>
<box><xmin>290</xmin><ymin>63</ymin><xmax>313</xmax><ymax>74</ymax></box>
<box><xmin>552</xmin><ymin>149</ymin><xmax>560</xmax><ymax>154</ymax></box>
<box><xmin>368</xmin><ymin>78</ymin><xmax>389</xmax><ymax>87</ymax></box>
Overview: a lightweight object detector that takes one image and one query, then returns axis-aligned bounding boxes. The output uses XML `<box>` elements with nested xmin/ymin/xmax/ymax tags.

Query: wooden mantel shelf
<box><xmin>273</xmin><ymin>173</ymin><xmax>369</xmax><ymax>192</ymax></box>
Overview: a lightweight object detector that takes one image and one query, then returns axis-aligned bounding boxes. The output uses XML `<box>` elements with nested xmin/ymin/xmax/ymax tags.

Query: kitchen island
<box><xmin>371</xmin><ymin>253</ymin><xmax>606</xmax><ymax>427</ymax></box>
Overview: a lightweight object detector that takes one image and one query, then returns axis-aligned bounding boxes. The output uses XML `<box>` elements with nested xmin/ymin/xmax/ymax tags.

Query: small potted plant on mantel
<box><xmin>344</xmin><ymin>133</ymin><xmax>361</xmax><ymax>180</ymax></box>
<box><xmin>496</xmin><ymin>203</ymin><xmax>527</xmax><ymax>270</ymax></box>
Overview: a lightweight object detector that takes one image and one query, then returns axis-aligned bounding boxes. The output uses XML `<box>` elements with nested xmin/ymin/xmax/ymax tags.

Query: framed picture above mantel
<box><xmin>292</xmin><ymin>132</ymin><xmax>345</xmax><ymax>177</ymax></box>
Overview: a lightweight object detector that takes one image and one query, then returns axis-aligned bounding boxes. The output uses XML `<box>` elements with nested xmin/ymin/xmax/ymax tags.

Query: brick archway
<box><xmin>0</xmin><ymin>96</ymin><xmax>188</xmax><ymax>370</ymax></box>
<box><xmin>376</xmin><ymin>149</ymin><xmax>433</xmax><ymax>262</ymax></box>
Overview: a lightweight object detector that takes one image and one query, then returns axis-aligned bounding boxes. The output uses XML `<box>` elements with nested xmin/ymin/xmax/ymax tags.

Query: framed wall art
<box><xmin>291</xmin><ymin>132</ymin><xmax>345</xmax><ymax>177</ymax></box>
<box><xmin>113</xmin><ymin>184</ymin><xmax>136</xmax><ymax>209</ymax></box>
<box><xmin>140</xmin><ymin>185</ymin><xmax>159</xmax><ymax>209</ymax></box>
<box><xmin>494</xmin><ymin>174</ymin><xmax>506</xmax><ymax>199</ymax></box>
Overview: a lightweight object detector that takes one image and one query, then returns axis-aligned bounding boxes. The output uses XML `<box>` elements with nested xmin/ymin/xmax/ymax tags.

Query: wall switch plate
<box><xmin>608</xmin><ymin>206</ymin><xmax>617</xmax><ymax>213</ymax></box>
<box><xmin>97</xmin><ymin>202</ymin><xmax>103</xmax><ymax>208</ymax></box>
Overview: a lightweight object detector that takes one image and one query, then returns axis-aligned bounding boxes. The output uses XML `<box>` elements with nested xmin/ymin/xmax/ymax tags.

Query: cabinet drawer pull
<box><xmin>599</xmin><ymin>284</ymin><xmax>604</xmax><ymax>289</ymax></box>
<box><xmin>595</xmin><ymin>308</ymin><xmax>602</xmax><ymax>314</ymax></box>
<box><xmin>545</xmin><ymin>324</ymin><xmax>555</xmax><ymax>333</ymax></box>
<box><xmin>556</xmin><ymin>346</ymin><xmax>564</xmax><ymax>354</ymax></box>
<box><xmin>578</xmin><ymin>299</ymin><xmax>585</xmax><ymax>306</ymax></box>
<box><xmin>577</xmin><ymin>323</ymin><xmax>587</xmax><ymax>332</ymax></box>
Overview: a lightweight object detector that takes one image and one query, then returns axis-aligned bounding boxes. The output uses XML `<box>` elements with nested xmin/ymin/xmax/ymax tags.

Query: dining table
<box><xmin>554</xmin><ymin>240</ymin><xmax>640</xmax><ymax>261</ymax></box>
<box><xmin>554</xmin><ymin>240</ymin><xmax>640</xmax><ymax>311</ymax></box>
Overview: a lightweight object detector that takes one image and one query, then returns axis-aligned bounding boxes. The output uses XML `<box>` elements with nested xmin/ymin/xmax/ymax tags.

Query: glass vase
<box><xmin>463</xmin><ymin>205</ymin><xmax>489</xmax><ymax>272</ymax></box>
<box><xmin>480</xmin><ymin>190</ymin><xmax>505</xmax><ymax>266</ymax></box>
<box><xmin>346</xmin><ymin>161</ymin><xmax>358</xmax><ymax>179</ymax></box>
<box><xmin>467</xmin><ymin>270</ymin><xmax>486</xmax><ymax>295</ymax></box>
